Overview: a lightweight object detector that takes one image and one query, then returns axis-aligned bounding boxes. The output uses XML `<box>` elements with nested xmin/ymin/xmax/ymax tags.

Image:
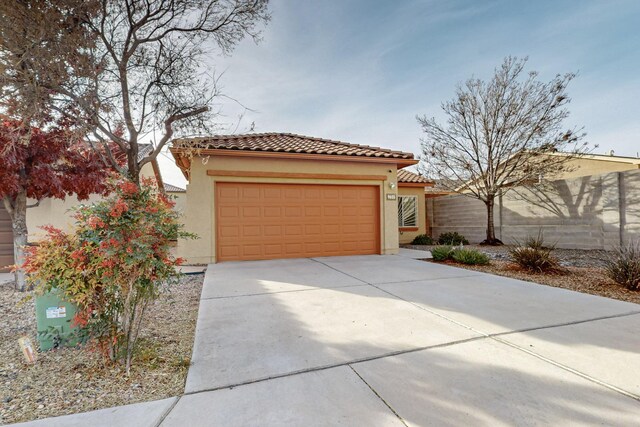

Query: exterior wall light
<box><xmin>389</xmin><ymin>182</ymin><xmax>397</xmax><ymax>190</ymax></box>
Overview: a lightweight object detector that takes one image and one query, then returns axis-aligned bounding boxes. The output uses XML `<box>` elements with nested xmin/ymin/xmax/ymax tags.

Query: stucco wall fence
<box><xmin>427</xmin><ymin>168</ymin><xmax>640</xmax><ymax>250</ymax></box>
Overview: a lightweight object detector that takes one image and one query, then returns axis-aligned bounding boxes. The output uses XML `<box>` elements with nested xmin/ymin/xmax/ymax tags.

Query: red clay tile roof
<box><xmin>172</xmin><ymin>133</ymin><xmax>415</xmax><ymax>160</ymax></box>
<box><xmin>397</xmin><ymin>169</ymin><xmax>433</xmax><ymax>184</ymax></box>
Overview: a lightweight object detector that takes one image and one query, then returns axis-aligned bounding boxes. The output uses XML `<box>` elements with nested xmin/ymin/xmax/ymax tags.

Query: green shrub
<box><xmin>603</xmin><ymin>242</ymin><xmax>640</xmax><ymax>290</ymax></box>
<box><xmin>431</xmin><ymin>245</ymin><xmax>455</xmax><ymax>261</ymax></box>
<box><xmin>411</xmin><ymin>234</ymin><xmax>434</xmax><ymax>245</ymax></box>
<box><xmin>437</xmin><ymin>232</ymin><xmax>469</xmax><ymax>246</ymax></box>
<box><xmin>25</xmin><ymin>179</ymin><xmax>196</xmax><ymax>373</ymax></box>
<box><xmin>451</xmin><ymin>248</ymin><xmax>490</xmax><ymax>265</ymax></box>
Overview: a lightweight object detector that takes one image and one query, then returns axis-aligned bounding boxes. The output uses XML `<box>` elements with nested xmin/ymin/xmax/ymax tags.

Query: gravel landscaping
<box><xmin>0</xmin><ymin>273</ymin><xmax>203</xmax><ymax>425</ymax></box>
<box><xmin>404</xmin><ymin>245</ymin><xmax>640</xmax><ymax>305</ymax></box>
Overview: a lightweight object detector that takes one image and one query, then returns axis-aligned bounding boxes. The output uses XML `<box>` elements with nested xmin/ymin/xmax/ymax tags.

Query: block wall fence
<box><xmin>427</xmin><ymin>168</ymin><xmax>640</xmax><ymax>249</ymax></box>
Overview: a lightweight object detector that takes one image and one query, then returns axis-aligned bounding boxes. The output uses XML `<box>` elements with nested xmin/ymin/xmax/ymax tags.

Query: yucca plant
<box><xmin>509</xmin><ymin>231</ymin><xmax>559</xmax><ymax>273</ymax></box>
<box><xmin>603</xmin><ymin>242</ymin><xmax>640</xmax><ymax>291</ymax></box>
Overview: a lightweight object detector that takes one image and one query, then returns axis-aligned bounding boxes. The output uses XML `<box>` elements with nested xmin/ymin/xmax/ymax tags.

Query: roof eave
<box><xmin>170</xmin><ymin>147</ymin><xmax>417</xmax><ymax>180</ymax></box>
<box><xmin>398</xmin><ymin>182</ymin><xmax>434</xmax><ymax>188</ymax></box>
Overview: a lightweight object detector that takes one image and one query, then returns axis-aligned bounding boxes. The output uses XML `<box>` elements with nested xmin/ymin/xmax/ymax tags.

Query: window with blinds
<box><xmin>398</xmin><ymin>196</ymin><xmax>417</xmax><ymax>227</ymax></box>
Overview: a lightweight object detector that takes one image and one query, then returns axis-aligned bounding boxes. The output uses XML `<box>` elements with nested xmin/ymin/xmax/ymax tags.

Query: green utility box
<box><xmin>35</xmin><ymin>289</ymin><xmax>80</xmax><ymax>351</ymax></box>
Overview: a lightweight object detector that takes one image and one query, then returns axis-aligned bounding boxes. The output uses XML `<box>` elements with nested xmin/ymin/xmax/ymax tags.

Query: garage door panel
<box><xmin>284</xmin><ymin>206</ymin><xmax>302</xmax><ymax>217</ymax></box>
<box><xmin>264</xmin><ymin>244</ymin><xmax>283</xmax><ymax>256</ymax></box>
<box><xmin>342</xmin><ymin>206</ymin><xmax>359</xmax><ymax>217</ymax></box>
<box><xmin>241</xmin><ymin>206</ymin><xmax>261</xmax><ymax>217</ymax></box>
<box><xmin>0</xmin><ymin>205</ymin><xmax>13</xmax><ymax>271</ymax></box>
<box><xmin>304</xmin><ymin>188</ymin><xmax>321</xmax><ymax>199</ymax></box>
<box><xmin>263</xmin><ymin>225</ymin><xmax>282</xmax><ymax>236</ymax></box>
<box><xmin>218</xmin><ymin>245</ymin><xmax>240</xmax><ymax>257</ymax></box>
<box><xmin>304</xmin><ymin>224</ymin><xmax>322</xmax><ymax>235</ymax></box>
<box><xmin>219</xmin><ymin>206</ymin><xmax>239</xmax><ymax>218</ymax></box>
<box><xmin>218</xmin><ymin>186</ymin><xmax>240</xmax><ymax>199</ymax></box>
<box><xmin>321</xmin><ymin>188</ymin><xmax>339</xmax><ymax>199</ymax></box>
<box><xmin>264</xmin><ymin>206</ymin><xmax>281</xmax><ymax>217</ymax></box>
<box><xmin>323</xmin><ymin>206</ymin><xmax>340</xmax><ymax>216</ymax></box>
<box><xmin>219</xmin><ymin>226</ymin><xmax>240</xmax><ymax>238</ymax></box>
<box><xmin>285</xmin><ymin>243</ymin><xmax>303</xmax><ymax>254</ymax></box>
<box><xmin>216</xmin><ymin>183</ymin><xmax>380</xmax><ymax>262</ymax></box>
<box><xmin>242</xmin><ymin>225</ymin><xmax>261</xmax><ymax>237</ymax></box>
<box><xmin>263</xmin><ymin>188</ymin><xmax>282</xmax><ymax>199</ymax></box>
<box><xmin>241</xmin><ymin>245</ymin><xmax>262</xmax><ymax>257</ymax></box>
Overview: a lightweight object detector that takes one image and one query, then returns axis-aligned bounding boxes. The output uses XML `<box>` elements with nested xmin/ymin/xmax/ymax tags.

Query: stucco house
<box><xmin>396</xmin><ymin>169</ymin><xmax>433</xmax><ymax>244</ymax></box>
<box><xmin>170</xmin><ymin>133</ymin><xmax>431</xmax><ymax>264</ymax></box>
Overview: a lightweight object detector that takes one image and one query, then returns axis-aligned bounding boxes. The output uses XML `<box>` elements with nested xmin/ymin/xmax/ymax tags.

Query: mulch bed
<box><xmin>0</xmin><ymin>274</ymin><xmax>203</xmax><ymax>425</ymax></box>
<box><xmin>404</xmin><ymin>245</ymin><xmax>639</xmax><ymax>305</ymax></box>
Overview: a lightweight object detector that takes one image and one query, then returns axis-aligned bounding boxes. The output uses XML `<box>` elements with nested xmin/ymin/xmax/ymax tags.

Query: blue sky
<box><xmin>161</xmin><ymin>0</ymin><xmax>640</xmax><ymax>186</ymax></box>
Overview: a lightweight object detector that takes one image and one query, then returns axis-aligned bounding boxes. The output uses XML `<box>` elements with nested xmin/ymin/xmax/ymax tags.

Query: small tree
<box><xmin>24</xmin><ymin>179</ymin><xmax>195</xmax><ymax>373</ymax></box>
<box><xmin>0</xmin><ymin>119</ymin><xmax>107</xmax><ymax>290</ymax></box>
<box><xmin>417</xmin><ymin>57</ymin><xmax>590</xmax><ymax>245</ymax></box>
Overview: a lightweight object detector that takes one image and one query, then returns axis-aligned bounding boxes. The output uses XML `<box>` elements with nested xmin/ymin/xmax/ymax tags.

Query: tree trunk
<box><xmin>127</xmin><ymin>155</ymin><xmax>141</xmax><ymax>185</ymax></box>
<box><xmin>5</xmin><ymin>191</ymin><xmax>28</xmax><ymax>291</ymax></box>
<box><xmin>481</xmin><ymin>195</ymin><xmax>503</xmax><ymax>246</ymax></box>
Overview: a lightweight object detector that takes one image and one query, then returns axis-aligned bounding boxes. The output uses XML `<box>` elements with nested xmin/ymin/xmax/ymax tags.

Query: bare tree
<box><xmin>417</xmin><ymin>57</ymin><xmax>591</xmax><ymax>245</ymax></box>
<box><xmin>1</xmin><ymin>0</ymin><xmax>270</xmax><ymax>183</ymax></box>
<box><xmin>0</xmin><ymin>0</ymin><xmax>99</xmax><ymax>126</ymax></box>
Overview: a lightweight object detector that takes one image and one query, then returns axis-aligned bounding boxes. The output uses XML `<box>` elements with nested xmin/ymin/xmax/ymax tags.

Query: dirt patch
<box><xmin>433</xmin><ymin>259</ymin><xmax>640</xmax><ymax>305</ymax></box>
<box><xmin>0</xmin><ymin>274</ymin><xmax>203</xmax><ymax>425</ymax></box>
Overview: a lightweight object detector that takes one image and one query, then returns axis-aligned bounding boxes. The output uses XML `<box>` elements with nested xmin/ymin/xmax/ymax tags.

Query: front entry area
<box><xmin>215</xmin><ymin>182</ymin><xmax>380</xmax><ymax>262</ymax></box>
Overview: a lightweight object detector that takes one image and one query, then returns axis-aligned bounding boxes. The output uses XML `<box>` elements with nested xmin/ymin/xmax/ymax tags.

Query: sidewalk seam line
<box><xmin>348</xmin><ymin>365</ymin><xmax>409</xmax><ymax>426</ymax></box>
<box><xmin>154</xmin><ymin>396</ymin><xmax>181</xmax><ymax>427</ymax></box>
<box><xmin>199</xmin><ymin>283</ymin><xmax>368</xmax><ymax>301</ymax></box>
<box><xmin>184</xmin><ymin>335</ymin><xmax>486</xmax><ymax>396</ymax></box>
<box><xmin>491</xmin><ymin>336</ymin><xmax>640</xmax><ymax>402</ymax></box>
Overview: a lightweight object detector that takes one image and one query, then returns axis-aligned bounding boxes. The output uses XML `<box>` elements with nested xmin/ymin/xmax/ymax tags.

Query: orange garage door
<box><xmin>216</xmin><ymin>182</ymin><xmax>380</xmax><ymax>261</ymax></box>
<box><xmin>0</xmin><ymin>203</ymin><xmax>13</xmax><ymax>272</ymax></box>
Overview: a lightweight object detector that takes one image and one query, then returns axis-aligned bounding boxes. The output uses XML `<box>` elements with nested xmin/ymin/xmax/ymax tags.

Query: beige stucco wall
<box><xmin>397</xmin><ymin>186</ymin><xmax>427</xmax><ymax>244</ymax></box>
<box><xmin>427</xmin><ymin>168</ymin><xmax>640</xmax><ymax>249</ymax></box>
<box><xmin>27</xmin><ymin>162</ymin><xmax>159</xmax><ymax>242</ymax></box>
<box><xmin>177</xmin><ymin>155</ymin><xmax>401</xmax><ymax>264</ymax></box>
<box><xmin>555</xmin><ymin>157</ymin><xmax>639</xmax><ymax>180</ymax></box>
<box><xmin>167</xmin><ymin>191</ymin><xmax>186</xmax><ymax>214</ymax></box>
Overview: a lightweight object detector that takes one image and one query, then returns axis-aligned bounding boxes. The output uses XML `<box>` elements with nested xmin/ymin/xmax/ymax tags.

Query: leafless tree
<box><xmin>1</xmin><ymin>0</ymin><xmax>270</xmax><ymax>183</ymax></box>
<box><xmin>417</xmin><ymin>56</ymin><xmax>591</xmax><ymax>245</ymax></box>
<box><xmin>0</xmin><ymin>1</ymin><xmax>99</xmax><ymax>126</ymax></box>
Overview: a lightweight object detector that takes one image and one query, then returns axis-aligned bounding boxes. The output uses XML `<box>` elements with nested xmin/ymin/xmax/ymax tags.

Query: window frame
<box><xmin>398</xmin><ymin>195</ymin><xmax>418</xmax><ymax>228</ymax></box>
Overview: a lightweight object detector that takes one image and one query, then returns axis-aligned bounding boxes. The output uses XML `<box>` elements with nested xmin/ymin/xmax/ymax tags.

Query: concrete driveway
<box><xmin>15</xmin><ymin>250</ymin><xmax>640</xmax><ymax>426</ymax></box>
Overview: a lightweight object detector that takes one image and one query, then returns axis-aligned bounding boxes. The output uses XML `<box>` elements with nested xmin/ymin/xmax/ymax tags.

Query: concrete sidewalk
<box><xmin>13</xmin><ymin>254</ymin><xmax>640</xmax><ymax>426</ymax></box>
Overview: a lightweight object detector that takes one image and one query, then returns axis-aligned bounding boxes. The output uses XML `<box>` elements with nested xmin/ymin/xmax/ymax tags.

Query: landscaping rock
<box><xmin>0</xmin><ymin>274</ymin><xmax>203</xmax><ymax>425</ymax></box>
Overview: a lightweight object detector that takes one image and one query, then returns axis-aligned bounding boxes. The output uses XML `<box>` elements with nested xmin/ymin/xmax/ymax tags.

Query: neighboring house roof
<box><xmin>424</xmin><ymin>186</ymin><xmax>456</xmax><ymax>197</ymax></box>
<box><xmin>549</xmin><ymin>151</ymin><xmax>640</xmax><ymax>166</ymax></box>
<box><xmin>137</xmin><ymin>143</ymin><xmax>154</xmax><ymax>161</ymax></box>
<box><xmin>163</xmin><ymin>182</ymin><xmax>185</xmax><ymax>193</ymax></box>
<box><xmin>171</xmin><ymin>133</ymin><xmax>418</xmax><ymax>178</ymax></box>
<box><xmin>397</xmin><ymin>169</ymin><xmax>434</xmax><ymax>186</ymax></box>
